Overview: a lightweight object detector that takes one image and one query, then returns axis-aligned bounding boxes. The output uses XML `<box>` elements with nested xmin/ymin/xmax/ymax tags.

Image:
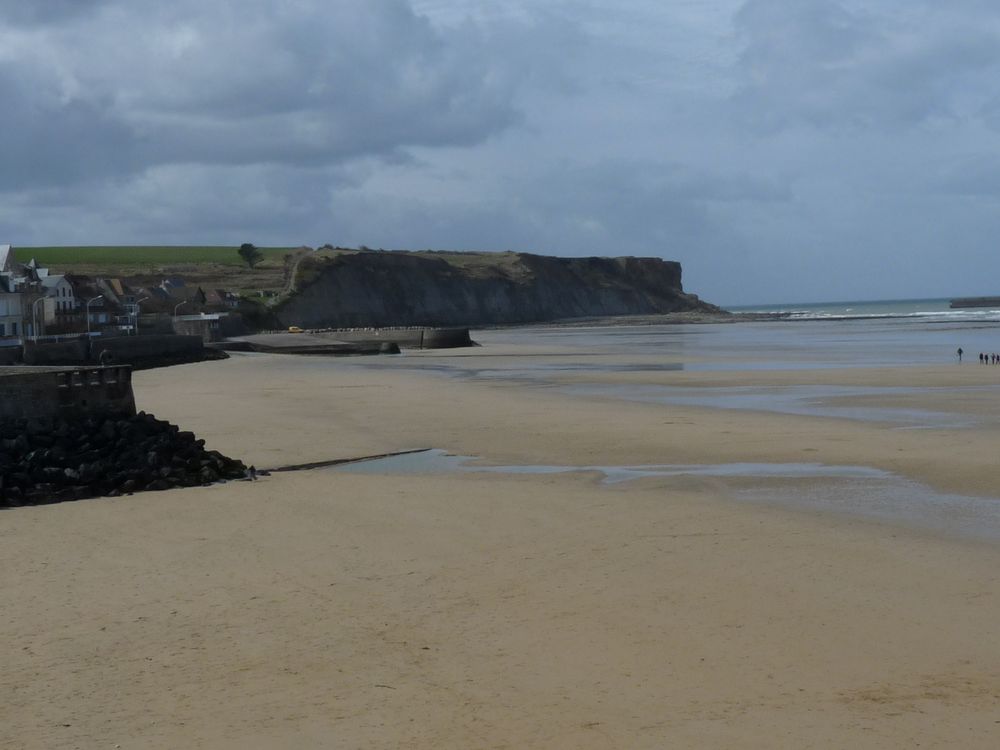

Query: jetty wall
<box><xmin>949</xmin><ymin>297</ymin><xmax>1000</xmax><ymax>309</ymax></box>
<box><xmin>22</xmin><ymin>334</ymin><xmax>205</xmax><ymax>368</ymax></box>
<box><xmin>0</xmin><ymin>366</ymin><xmax>136</xmax><ymax>421</ymax></box>
<box><xmin>325</xmin><ymin>327</ymin><xmax>473</xmax><ymax>349</ymax></box>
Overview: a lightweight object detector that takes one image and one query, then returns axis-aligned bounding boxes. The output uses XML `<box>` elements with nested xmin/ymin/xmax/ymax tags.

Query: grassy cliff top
<box><xmin>15</xmin><ymin>246</ymin><xmax>685</xmax><ymax>301</ymax></box>
<box><xmin>15</xmin><ymin>245</ymin><xmax>302</xmax><ymax>293</ymax></box>
<box><xmin>19</xmin><ymin>245</ymin><xmax>299</xmax><ymax>265</ymax></box>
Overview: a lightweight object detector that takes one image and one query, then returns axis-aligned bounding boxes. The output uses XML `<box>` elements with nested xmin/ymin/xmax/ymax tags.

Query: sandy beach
<box><xmin>5</xmin><ymin>336</ymin><xmax>1000</xmax><ymax>748</ymax></box>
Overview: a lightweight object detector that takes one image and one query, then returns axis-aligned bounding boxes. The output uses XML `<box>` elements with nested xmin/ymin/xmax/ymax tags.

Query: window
<box><xmin>0</xmin><ymin>323</ymin><xmax>5</xmax><ymax>336</ymax></box>
<box><xmin>11</xmin><ymin>322</ymin><xmax>17</xmax><ymax>335</ymax></box>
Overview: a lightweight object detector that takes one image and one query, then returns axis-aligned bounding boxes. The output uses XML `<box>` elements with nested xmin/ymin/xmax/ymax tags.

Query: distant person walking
<box><xmin>957</xmin><ymin>347</ymin><xmax>963</xmax><ymax>362</ymax></box>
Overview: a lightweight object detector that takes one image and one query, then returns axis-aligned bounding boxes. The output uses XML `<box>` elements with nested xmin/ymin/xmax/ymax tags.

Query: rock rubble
<box><xmin>0</xmin><ymin>411</ymin><xmax>247</xmax><ymax>507</ymax></box>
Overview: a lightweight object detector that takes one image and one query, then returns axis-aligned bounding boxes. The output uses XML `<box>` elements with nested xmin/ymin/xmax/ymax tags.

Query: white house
<box><xmin>0</xmin><ymin>269</ymin><xmax>25</xmax><ymax>345</ymax></box>
<box><xmin>0</xmin><ymin>244</ymin><xmax>13</xmax><ymax>272</ymax></box>
<box><xmin>0</xmin><ymin>245</ymin><xmax>47</xmax><ymax>342</ymax></box>
<box><xmin>41</xmin><ymin>274</ymin><xmax>78</xmax><ymax>332</ymax></box>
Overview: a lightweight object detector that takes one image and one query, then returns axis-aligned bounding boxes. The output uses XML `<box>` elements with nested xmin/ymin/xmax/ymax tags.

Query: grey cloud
<box><xmin>527</xmin><ymin>161</ymin><xmax>791</xmax><ymax>225</ymax></box>
<box><xmin>933</xmin><ymin>155</ymin><xmax>1000</xmax><ymax>196</ymax></box>
<box><xmin>0</xmin><ymin>66</ymin><xmax>140</xmax><ymax>190</ymax></box>
<box><xmin>0</xmin><ymin>0</ymin><xmax>108</xmax><ymax>25</ymax></box>
<box><xmin>0</xmin><ymin>0</ymin><xmax>526</xmax><ymax>188</ymax></box>
<box><xmin>3</xmin><ymin>162</ymin><xmax>350</xmax><ymax>246</ymax></box>
<box><xmin>731</xmin><ymin>0</ymin><xmax>1000</xmax><ymax>132</ymax></box>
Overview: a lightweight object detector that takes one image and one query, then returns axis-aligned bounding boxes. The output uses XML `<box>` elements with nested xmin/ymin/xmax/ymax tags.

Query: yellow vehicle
<box><xmin>287</xmin><ymin>326</ymin><xmax>304</xmax><ymax>333</ymax></box>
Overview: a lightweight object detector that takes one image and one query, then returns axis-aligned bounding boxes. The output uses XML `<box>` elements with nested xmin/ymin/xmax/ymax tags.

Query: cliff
<box><xmin>272</xmin><ymin>250</ymin><xmax>723</xmax><ymax>328</ymax></box>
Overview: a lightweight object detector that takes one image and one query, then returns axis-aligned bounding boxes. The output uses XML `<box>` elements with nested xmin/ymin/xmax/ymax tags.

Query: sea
<box><xmin>720</xmin><ymin>297</ymin><xmax>1000</xmax><ymax>367</ymax></box>
<box><xmin>414</xmin><ymin>298</ymin><xmax>1000</xmax><ymax>372</ymax></box>
<box><xmin>727</xmin><ymin>296</ymin><xmax>1000</xmax><ymax>321</ymax></box>
<box><xmin>321</xmin><ymin>296</ymin><xmax>1000</xmax><ymax>378</ymax></box>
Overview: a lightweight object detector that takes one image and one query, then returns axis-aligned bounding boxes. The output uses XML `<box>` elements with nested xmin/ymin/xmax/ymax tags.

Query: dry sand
<box><xmin>4</xmin><ymin>346</ymin><xmax>1000</xmax><ymax>748</ymax></box>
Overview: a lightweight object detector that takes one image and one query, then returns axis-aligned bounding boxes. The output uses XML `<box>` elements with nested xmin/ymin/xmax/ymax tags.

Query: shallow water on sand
<box><xmin>310</xmin><ymin>316</ymin><xmax>1000</xmax><ymax>540</ymax></box>
<box><xmin>332</xmin><ymin>450</ymin><xmax>1000</xmax><ymax>543</ymax></box>
<box><xmin>476</xmin><ymin>318</ymin><xmax>1000</xmax><ymax>368</ymax></box>
<box><xmin>305</xmin><ymin>317</ymin><xmax>1000</xmax><ymax>378</ymax></box>
<box><xmin>332</xmin><ymin>448</ymin><xmax>889</xmax><ymax>482</ymax></box>
<box><xmin>317</xmin><ymin>318</ymin><xmax>1000</xmax><ymax>428</ymax></box>
<box><xmin>565</xmin><ymin>383</ymin><xmax>980</xmax><ymax>429</ymax></box>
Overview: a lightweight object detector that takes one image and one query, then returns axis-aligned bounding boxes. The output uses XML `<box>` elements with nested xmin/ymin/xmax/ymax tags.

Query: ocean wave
<box><xmin>782</xmin><ymin>310</ymin><xmax>1000</xmax><ymax>322</ymax></box>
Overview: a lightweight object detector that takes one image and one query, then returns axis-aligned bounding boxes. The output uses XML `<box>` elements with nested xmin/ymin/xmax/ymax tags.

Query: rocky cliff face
<box><xmin>273</xmin><ymin>250</ymin><xmax>722</xmax><ymax>328</ymax></box>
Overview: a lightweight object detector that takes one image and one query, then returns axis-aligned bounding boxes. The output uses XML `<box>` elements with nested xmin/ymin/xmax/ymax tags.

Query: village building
<box><xmin>65</xmin><ymin>276</ymin><xmax>123</xmax><ymax>333</ymax></box>
<box><xmin>206</xmin><ymin>289</ymin><xmax>240</xmax><ymax>309</ymax></box>
<box><xmin>0</xmin><ymin>273</ymin><xmax>26</xmax><ymax>345</ymax></box>
<box><xmin>0</xmin><ymin>244</ymin><xmax>46</xmax><ymax>343</ymax></box>
<box><xmin>0</xmin><ymin>243</ymin><xmax>245</xmax><ymax>346</ymax></box>
<box><xmin>39</xmin><ymin>274</ymin><xmax>78</xmax><ymax>334</ymax></box>
<box><xmin>160</xmin><ymin>278</ymin><xmax>208</xmax><ymax>310</ymax></box>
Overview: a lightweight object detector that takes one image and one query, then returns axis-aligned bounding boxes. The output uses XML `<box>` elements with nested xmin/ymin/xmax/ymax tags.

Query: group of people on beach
<box><xmin>953</xmin><ymin>348</ymin><xmax>998</xmax><ymax>364</ymax></box>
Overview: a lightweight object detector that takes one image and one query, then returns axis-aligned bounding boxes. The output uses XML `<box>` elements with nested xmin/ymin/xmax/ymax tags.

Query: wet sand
<box><xmin>5</xmin><ymin>346</ymin><xmax>1000</xmax><ymax>748</ymax></box>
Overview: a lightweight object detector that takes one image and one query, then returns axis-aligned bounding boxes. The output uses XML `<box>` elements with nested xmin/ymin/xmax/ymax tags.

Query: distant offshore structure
<box><xmin>949</xmin><ymin>296</ymin><xmax>1000</xmax><ymax>309</ymax></box>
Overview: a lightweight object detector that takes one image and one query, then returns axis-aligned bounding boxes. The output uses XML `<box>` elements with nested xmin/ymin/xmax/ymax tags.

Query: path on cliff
<box><xmin>281</xmin><ymin>248</ymin><xmax>311</xmax><ymax>298</ymax></box>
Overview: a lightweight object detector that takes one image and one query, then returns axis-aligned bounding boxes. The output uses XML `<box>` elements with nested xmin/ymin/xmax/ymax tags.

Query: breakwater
<box><xmin>949</xmin><ymin>296</ymin><xmax>1000</xmax><ymax>309</ymax></box>
<box><xmin>0</xmin><ymin>365</ymin><xmax>247</xmax><ymax>507</ymax></box>
<box><xmin>225</xmin><ymin>326</ymin><xmax>472</xmax><ymax>355</ymax></box>
<box><xmin>0</xmin><ymin>411</ymin><xmax>247</xmax><ymax>506</ymax></box>
<box><xmin>325</xmin><ymin>327</ymin><xmax>473</xmax><ymax>349</ymax></box>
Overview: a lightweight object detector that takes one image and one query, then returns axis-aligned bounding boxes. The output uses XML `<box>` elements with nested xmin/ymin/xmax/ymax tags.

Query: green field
<box><xmin>19</xmin><ymin>246</ymin><xmax>295</xmax><ymax>267</ymax></box>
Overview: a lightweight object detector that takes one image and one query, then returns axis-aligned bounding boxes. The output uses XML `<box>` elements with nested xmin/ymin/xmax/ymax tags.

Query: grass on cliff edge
<box><xmin>19</xmin><ymin>246</ymin><xmax>294</xmax><ymax>267</ymax></box>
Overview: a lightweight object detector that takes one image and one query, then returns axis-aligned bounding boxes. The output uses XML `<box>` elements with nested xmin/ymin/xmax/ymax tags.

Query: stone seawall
<box><xmin>322</xmin><ymin>327</ymin><xmax>473</xmax><ymax>349</ymax></box>
<box><xmin>0</xmin><ymin>366</ymin><xmax>136</xmax><ymax>422</ymax></box>
<box><xmin>22</xmin><ymin>334</ymin><xmax>207</xmax><ymax>368</ymax></box>
<box><xmin>94</xmin><ymin>335</ymin><xmax>206</xmax><ymax>368</ymax></box>
<box><xmin>225</xmin><ymin>326</ymin><xmax>473</xmax><ymax>355</ymax></box>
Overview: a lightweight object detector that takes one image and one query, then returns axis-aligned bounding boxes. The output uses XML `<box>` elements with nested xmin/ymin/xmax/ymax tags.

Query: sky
<box><xmin>2</xmin><ymin>0</ymin><xmax>1000</xmax><ymax>305</ymax></box>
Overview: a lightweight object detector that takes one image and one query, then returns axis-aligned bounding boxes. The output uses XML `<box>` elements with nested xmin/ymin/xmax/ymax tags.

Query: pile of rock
<box><xmin>0</xmin><ymin>411</ymin><xmax>248</xmax><ymax>507</ymax></box>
